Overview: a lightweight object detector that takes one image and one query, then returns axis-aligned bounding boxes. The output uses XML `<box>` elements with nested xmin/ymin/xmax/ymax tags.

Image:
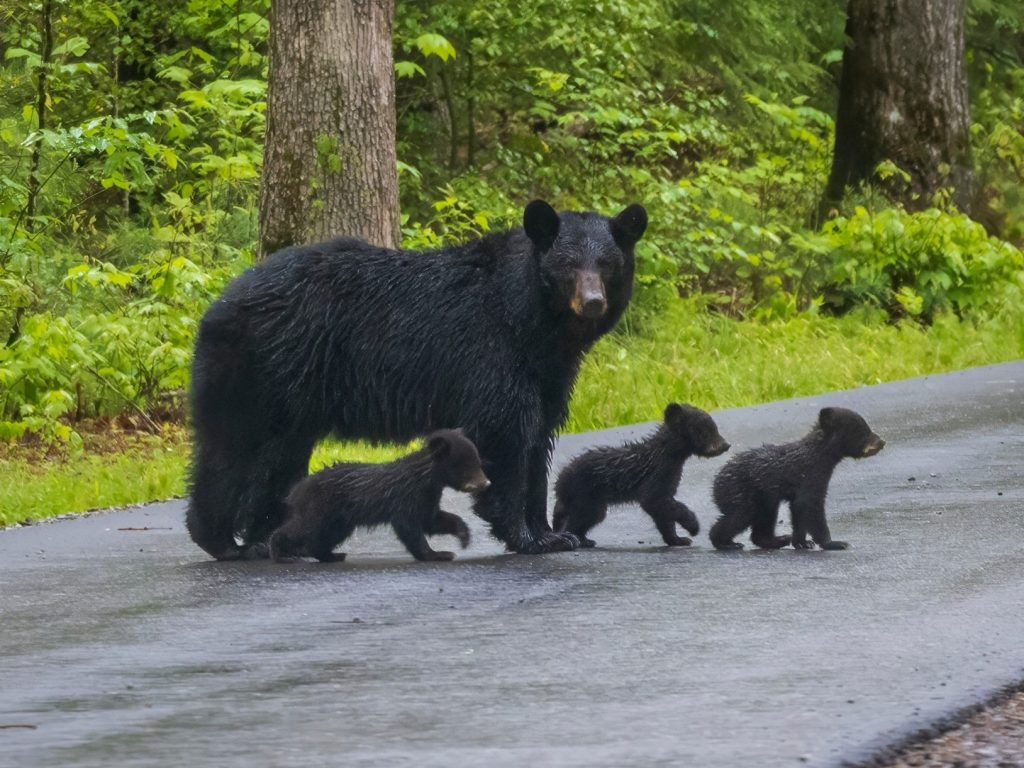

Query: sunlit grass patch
<box><xmin>567</xmin><ymin>301</ymin><xmax>1024</xmax><ymax>431</ymax></box>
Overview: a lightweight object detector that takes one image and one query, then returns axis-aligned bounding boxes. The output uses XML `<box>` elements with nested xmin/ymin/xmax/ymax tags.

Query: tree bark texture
<box><xmin>259</xmin><ymin>0</ymin><xmax>399</xmax><ymax>257</ymax></box>
<box><xmin>823</xmin><ymin>0</ymin><xmax>973</xmax><ymax>212</ymax></box>
<box><xmin>26</xmin><ymin>0</ymin><xmax>53</xmax><ymax>229</ymax></box>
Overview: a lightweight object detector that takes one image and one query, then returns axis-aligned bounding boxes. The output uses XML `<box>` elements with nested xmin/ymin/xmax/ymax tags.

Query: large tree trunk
<box><xmin>259</xmin><ymin>0</ymin><xmax>400</xmax><ymax>257</ymax></box>
<box><xmin>822</xmin><ymin>0</ymin><xmax>973</xmax><ymax>214</ymax></box>
<box><xmin>25</xmin><ymin>0</ymin><xmax>53</xmax><ymax>230</ymax></box>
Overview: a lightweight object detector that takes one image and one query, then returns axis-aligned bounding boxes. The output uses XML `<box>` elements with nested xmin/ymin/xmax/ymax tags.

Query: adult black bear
<box><xmin>709</xmin><ymin>407</ymin><xmax>885</xmax><ymax>550</ymax></box>
<box><xmin>552</xmin><ymin>403</ymin><xmax>730</xmax><ymax>547</ymax></box>
<box><xmin>269</xmin><ymin>430</ymin><xmax>489</xmax><ymax>563</ymax></box>
<box><xmin>187</xmin><ymin>199</ymin><xmax>647</xmax><ymax>559</ymax></box>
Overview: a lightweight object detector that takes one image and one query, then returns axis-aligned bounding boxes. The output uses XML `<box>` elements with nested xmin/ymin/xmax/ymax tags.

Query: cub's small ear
<box><xmin>427</xmin><ymin>434</ymin><xmax>451</xmax><ymax>459</ymax></box>
<box><xmin>524</xmin><ymin>200</ymin><xmax>560</xmax><ymax>251</ymax></box>
<box><xmin>664</xmin><ymin>402</ymin><xmax>684</xmax><ymax>424</ymax></box>
<box><xmin>818</xmin><ymin>407</ymin><xmax>838</xmax><ymax>432</ymax></box>
<box><xmin>610</xmin><ymin>203</ymin><xmax>648</xmax><ymax>249</ymax></box>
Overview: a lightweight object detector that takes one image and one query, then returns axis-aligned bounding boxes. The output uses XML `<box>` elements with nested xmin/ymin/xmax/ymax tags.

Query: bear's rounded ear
<box><xmin>818</xmin><ymin>407</ymin><xmax>837</xmax><ymax>433</ymax></box>
<box><xmin>524</xmin><ymin>200</ymin><xmax>560</xmax><ymax>252</ymax></box>
<box><xmin>664</xmin><ymin>402</ymin><xmax>684</xmax><ymax>424</ymax></box>
<box><xmin>610</xmin><ymin>203</ymin><xmax>648</xmax><ymax>249</ymax></box>
<box><xmin>427</xmin><ymin>434</ymin><xmax>451</xmax><ymax>459</ymax></box>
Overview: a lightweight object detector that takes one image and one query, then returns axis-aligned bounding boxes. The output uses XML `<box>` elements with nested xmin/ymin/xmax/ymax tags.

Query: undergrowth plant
<box><xmin>0</xmin><ymin>0</ymin><xmax>1022</xmax><ymax>449</ymax></box>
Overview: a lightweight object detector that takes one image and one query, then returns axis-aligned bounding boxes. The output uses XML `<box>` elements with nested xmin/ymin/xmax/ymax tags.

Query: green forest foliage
<box><xmin>1</xmin><ymin>0</ymin><xmax>1023</xmax><ymax>446</ymax></box>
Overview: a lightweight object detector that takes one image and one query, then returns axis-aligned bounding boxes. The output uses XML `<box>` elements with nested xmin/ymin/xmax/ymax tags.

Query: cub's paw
<box><xmin>215</xmin><ymin>546</ymin><xmax>246</xmax><ymax>561</ymax></box>
<box><xmin>316</xmin><ymin>552</ymin><xmax>347</xmax><ymax>563</ymax></box>
<box><xmin>663</xmin><ymin>535</ymin><xmax>693</xmax><ymax>547</ymax></box>
<box><xmin>578</xmin><ymin>536</ymin><xmax>598</xmax><ymax>549</ymax></box>
<box><xmin>419</xmin><ymin>550</ymin><xmax>456</xmax><ymax>562</ymax></box>
<box><xmin>791</xmin><ymin>539</ymin><xmax>814</xmax><ymax>550</ymax></box>
<box><xmin>752</xmin><ymin>535</ymin><xmax>791</xmax><ymax>550</ymax></box>
<box><xmin>823</xmin><ymin>541</ymin><xmax>850</xmax><ymax>551</ymax></box>
<box><xmin>712</xmin><ymin>541</ymin><xmax>744</xmax><ymax>551</ymax></box>
<box><xmin>231</xmin><ymin>542</ymin><xmax>270</xmax><ymax>560</ymax></box>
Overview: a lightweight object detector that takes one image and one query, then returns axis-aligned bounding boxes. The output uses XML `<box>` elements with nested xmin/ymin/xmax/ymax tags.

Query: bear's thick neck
<box><xmin>650</xmin><ymin>423</ymin><xmax>693</xmax><ymax>462</ymax></box>
<box><xmin>802</xmin><ymin>427</ymin><xmax>846</xmax><ymax>466</ymax></box>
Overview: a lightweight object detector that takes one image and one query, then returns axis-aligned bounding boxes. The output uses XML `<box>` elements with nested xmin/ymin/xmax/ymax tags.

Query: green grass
<box><xmin>567</xmin><ymin>300</ymin><xmax>1024</xmax><ymax>430</ymax></box>
<box><xmin>0</xmin><ymin>433</ymin><xmax>407</xmax><ymax>528</ymax></box>
<box><xmin>0</xmin><ymin>438</ymin><xmax>189</xmax><ymax>527</ymax></box>
<box><xmin>2</xmin><ymin>302</ymin><xmax>1022</xmax><ymax>527</ymax></box>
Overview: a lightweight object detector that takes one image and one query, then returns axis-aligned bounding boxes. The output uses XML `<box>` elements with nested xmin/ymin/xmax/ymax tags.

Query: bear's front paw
<box><xmin>316</xmin><ymin>552</ymin><xmax>347</xmax><ymax>563</ymax></box>
<box><xmin>215</xmin><ymin>546</ymin><xmax>246</xmax><ymax>561</ymax></box>
<box><xmin>712</xmin><ymin>541</ymin><xmax>744</xmax><ymax>551</ymax></box>
<box><xmin>236</xmin><ymin>542</ymin><xmax>270</xmax><ymax>560</ymax></box>
<box><xmin>419</xmin><ymin>550</ymin><xmax>456</xmax><ymax>562</ymax></box>
<box><xmin>751</xmin><ymin>534</ymin><xmax>791</xmax><ymax>550</ymax></box>
<box><xmin>822</xmin><ymin>540</ymin><xmax>850</xmax><ymax>551</ymax></box>
<box><xmin>792</xmin><ymin>539</ymin><xmax>814</xmax><ymax>550</ymax></box>
<box><xmin>513</xmin><ymin>531</ymin><xmax>580</xmax><ymax>554</ymax></box>
<box><xmin>578</xmin><ymin>536</ymin><xmax>597</xmax><ymax>548</ymax></box>
<box><xmin>555</xmin><ymin>531</ymin><xmax>580</xmax><ymax>549</ymax></box>
<box><xmin>663</xmin><ymin>535</ymin><xmax>693</xmax><ymax>547</ymax></box>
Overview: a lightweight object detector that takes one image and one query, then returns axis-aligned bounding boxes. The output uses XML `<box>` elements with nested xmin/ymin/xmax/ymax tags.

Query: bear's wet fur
<box><xmin>552</xmin><ymin>403</ymin><xmax>730</xmax><ymax>548</ymax></box>
<box><xmin>268</xmin><ymin>430</ymin><xmax>490</xmax><ymax>563</ymax></box>
<box><xmin>709</xmin><ymin>407</ymin><xmax>885</xmax><ymax>551</ymax></box>
<box><xmin>186</xmin><ymin>199</ymin><xmax>647</xmax><ymax>559</ymax></box>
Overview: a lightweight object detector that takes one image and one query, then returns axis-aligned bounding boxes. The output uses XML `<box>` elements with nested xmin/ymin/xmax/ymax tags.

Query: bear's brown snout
<box><xmin>573</xmin><ymin>272</ymin><xmax>607</xmax><ymax>319</ymax></box>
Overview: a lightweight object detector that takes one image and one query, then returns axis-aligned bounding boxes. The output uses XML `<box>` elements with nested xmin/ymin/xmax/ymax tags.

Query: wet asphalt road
<box><xmin>1</xmin><ymin>362</ymin><xmax>1023</xmax><ymax>768</ymax></box>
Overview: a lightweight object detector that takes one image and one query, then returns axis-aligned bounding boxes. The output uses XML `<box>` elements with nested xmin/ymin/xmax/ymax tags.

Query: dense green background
<box><xmin>1</xmin><ymin>0</ymin><xmax>1022</xmax><ymax>464</ymax></box>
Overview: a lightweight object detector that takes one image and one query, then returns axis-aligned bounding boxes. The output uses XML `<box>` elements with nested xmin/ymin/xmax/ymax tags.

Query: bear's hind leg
<box><xmin>307</xmin><ymin>519</ymin><xmax>354</xmax><ymax>563</ymax></box>
<box><xmin>562</xmin><ymin>500</ymin><xmax>606</xmax><ymax>549</ymax></box>
<box><xmin>708</xmin><ymin>496</ymin><xmax>755</xmax><ymax>551</ymax></box>
<box><xmin>750</xmin><ymin>499</ymin><xmax>790</xmax><ymax>550</ymax></box>
<box><xmin>552</xmin><ymin>499</ymin><xmax>570</xmax><ymax>533</ymax></box>
<box><xmin>269</xmin><ymin>527</ymin><xmax>300</xmax><ymax>562</ymax></box>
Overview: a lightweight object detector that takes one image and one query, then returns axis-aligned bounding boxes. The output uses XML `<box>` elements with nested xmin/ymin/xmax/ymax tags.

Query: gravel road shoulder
<box><xmin>857</xmin><ymin>685</ymin><xmax>1024</xmax><ymax>768</ymax></box>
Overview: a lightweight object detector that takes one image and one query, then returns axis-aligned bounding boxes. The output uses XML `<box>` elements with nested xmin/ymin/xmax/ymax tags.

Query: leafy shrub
<box><xmin>0</xmin><ymin>243</ymin><xmax>249</xmax><ymax>443</ymax></box>
<box><xmin>2</xmin><ymin>0</ymin><xmax>1023</xmax><ymax>450</ymax></box>
<box><xmin>810</xmin><ymin>206</ymin><xmax>1024</xmax><ymax>321</ymax></box>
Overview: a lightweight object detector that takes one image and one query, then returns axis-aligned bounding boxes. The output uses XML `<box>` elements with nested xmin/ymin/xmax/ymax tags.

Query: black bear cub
<box><xmin>709</xmin><ymin>407</ymin><xmax>885</xmax><ymax>551</ymax></box>
<box><xmin>552</xmin><ymin>403</ymin><xmax>730</xmax><ymax>548</ymax></box>
<box><xmin>269</xmin><ymin>430</ymin><xmax>490</xmax><ymax>563</ymax></box>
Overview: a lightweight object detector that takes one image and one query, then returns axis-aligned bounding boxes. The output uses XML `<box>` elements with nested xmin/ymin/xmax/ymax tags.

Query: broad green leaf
<box><xmin>52</xmin><ymin>37</ymin><xmax>91</xmax><ymax>58</ymax></box>
<box><xmin>395</xmin><ymin>60</ymin><xmax>426</xmax><ymax>78</ymax></box>
<box><xmin>415</xmin><ymin>33</ymin><xmax>456</xmax><ymax>62</ymax></box>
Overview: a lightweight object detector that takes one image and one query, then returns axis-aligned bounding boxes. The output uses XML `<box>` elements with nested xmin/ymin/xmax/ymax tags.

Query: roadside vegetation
<box><xmin>4</xmin><ymin>302</ymin><xmax>1021</xmax><ymax>526</ymax></box>
<box><xmin>1</xmin><ymin>1</ymin><xmax>1022</xmax><ymax>525</ymax></box>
